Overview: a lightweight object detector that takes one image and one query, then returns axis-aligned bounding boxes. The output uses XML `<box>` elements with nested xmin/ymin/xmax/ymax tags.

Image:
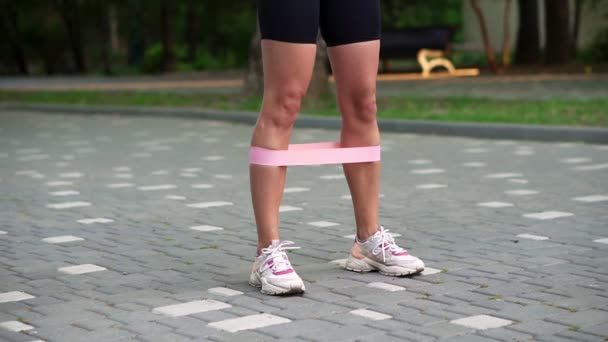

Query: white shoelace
<box><xmin>371</xmin><ymin>227</ymin><xmax>407</xmax><ymax>262</ymax></box>
<box><xmin>259</xmin><ymin>240</ymin><xmax>300</xmax><ymax>273</ymax></box>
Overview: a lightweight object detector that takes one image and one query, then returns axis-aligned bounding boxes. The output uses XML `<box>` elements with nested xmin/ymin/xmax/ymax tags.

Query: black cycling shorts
<box><xmin>257</xmin><ymin>0</ymin><xmax>381</xmax><ymax>47</ymax></box>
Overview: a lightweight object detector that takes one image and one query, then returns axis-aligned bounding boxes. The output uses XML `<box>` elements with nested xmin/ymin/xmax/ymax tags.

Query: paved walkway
<box><xmin>2</xmin><ymin>73</ymin><xmax>607</xmax><ymax>100</ymax></box>
<box><xmin>1</xmin><ymin>109</ymin><xmax>607</xmax><ymax>342</ymax></box>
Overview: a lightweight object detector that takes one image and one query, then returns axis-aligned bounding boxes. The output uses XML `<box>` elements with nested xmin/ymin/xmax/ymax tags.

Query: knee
<box><xmin>262</xmin><ymin>87</ymin><xmax>306</xmax><ymax>130</ymax></box>
<box><xmin>342</xmin><ymin>90</ymin><xmax>377</xmax><ymax>126</ymax></box>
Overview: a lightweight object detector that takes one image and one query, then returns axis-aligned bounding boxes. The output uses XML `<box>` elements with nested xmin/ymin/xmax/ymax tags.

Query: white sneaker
<box><xmin>249</xmin><ymin>240</ymin><xmax>305</xmax><ymax>295</ymax></box>
<box><xmin>345</xmin><ymin>226</ymin><xmax>424</xmax><ymax>276</ymax></box>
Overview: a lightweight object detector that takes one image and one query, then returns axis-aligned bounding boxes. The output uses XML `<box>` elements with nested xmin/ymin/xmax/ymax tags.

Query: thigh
<box><xmin>257</xmin><ymin>0</ymin><xmax>320</xmax><ymax>45</ymax></box>
<box><xmin>320</xmin><ymin>0</ymin><xmax>381</xmax><ymax>47</ymax></box>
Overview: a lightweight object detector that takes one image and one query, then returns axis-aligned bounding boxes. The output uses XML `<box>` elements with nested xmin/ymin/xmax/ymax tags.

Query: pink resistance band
<box><xmin>249</xmin><ymin>142</ymin><xmax>381</xmax><ymax>166</ymax></box>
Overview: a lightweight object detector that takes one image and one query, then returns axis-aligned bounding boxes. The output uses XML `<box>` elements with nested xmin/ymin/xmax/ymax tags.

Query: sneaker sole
<box><xmin>249</xmin><ymin>274</ymin><xmax>305</xmax><ymax>295</ymax></box>
<box><xmin>345</xmin><ymin>256</ymin><xmax>424</xmax><ymax>276</ymax></box>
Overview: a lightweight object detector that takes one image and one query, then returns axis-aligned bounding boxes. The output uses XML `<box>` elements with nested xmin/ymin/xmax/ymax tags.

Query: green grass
<box><xmin>2</xmin><ymin>90</ymin><xmax>607</xmax><ymax>126</ymax></box>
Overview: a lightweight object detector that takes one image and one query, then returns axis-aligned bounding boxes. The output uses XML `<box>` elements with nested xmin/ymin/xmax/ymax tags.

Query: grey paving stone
<box><xmin>1</xmin><ymin>109</ymin><xmax>607</xmax><ymax>341</ymax></box>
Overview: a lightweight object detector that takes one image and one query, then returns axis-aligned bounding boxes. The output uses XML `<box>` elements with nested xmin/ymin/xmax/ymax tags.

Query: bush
<box><xmin>140</xmin><ymin>43</ymin><xmax>163</xmax><ymax>73</ymax></box>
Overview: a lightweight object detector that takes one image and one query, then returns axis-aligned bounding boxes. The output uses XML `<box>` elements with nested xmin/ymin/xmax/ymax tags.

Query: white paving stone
<box><xmin>208</xmin><ymin>287</ymin><xmax>243</xmax><ymax>297</ymax></box>
<box><xmin>462</xmin><ymin>162</ymin><xmax>486</xmax><ymax>167</ymax></box>
<box><xmin>517</xmin><ymin>234</ymin><xmax>549</xmax><ymax>241</ymax></box>
<box><xmin>77</xmin><ymin>218</ymin><xmax>114</xmax><ymax>224</ymax></box>
<box><xmin>0</xmin><ymin>321</ymin><xmax>34</xmax><ymax>332</ymax></box>
<box><xmin>187</xmin><ymin>201</ymin><xmax>233</xmax><ymax>209</ymax></box>
<box><xmin>180</xmin><ymin>173</ymin><xmax>197</xmax><ymax>178</ymax></box>
<box><xmin>45</xmin><ymin>181</ymin><xmax>73</xmax><ymax>187</ymax></box>
<box><xmin>416</xmin><ymin>184</ymin><xmax>447</xmax><ymax>189</ymax></box>
<box><xmin>464</xmin><ymin>148</ymin><xmax>489</xmax><ymax>153</ymax></box>
<box><xmin>114</xmin><ymin>173</ymin><xmax>134</xmax><ymax>179</ymax></box>
<box><xmin>0</xmin><ymin>230</ymin><xmax>6</xmax><ymax>235</ymax></box>
<box><xmin>350</xmin><ymin>309</ymin><xmax>392</xmax><ymax>320</ymax></box>
<box><xmin>58</xmin><ymin>264</ymin><xmax>107</xmax><ymax>275</ymax></box>
<box><xmin>420</xmin><ymin>267</ymin><xmax>442</xmax><ymax>276</ymax></box>
<box><xmin>408</xmin><ymin>159</ymin><xmax>432</xmax><ymax>165</ymax></box>
<box><xmin>107</xmin><ymin>183</ymin><xmax>135</xmax><ymax>188</ymax></box>
<box><xmin>514</xmin><ymin>150</ymin><xmax>534</xmax><ymax>156</ymax></box>
<box><xmin>559</xmin><ymin>157</ymin><xmax>591</xmax><ymax>164</ymax></box>
<box><xmin>279</xmin><ymin>205</ymin><xmax>302</xmax><ymax>213</ymax></box>
<box><xmin>573</xmin><ymin>195</ymin><xmax>608</xmax><ymax>203</ymax></box>
<box><xmin>181</xmin><ymin>168</ymin><xmax>201</xmax><ymax>172</ymax></box>
<box><xmin>15</xmin><ymin>148</ymin><xmax>41</xmax><ymax>154</ymax></box>
<box><xmin>574</xmin><ymin>163</ymin><xmax>608</xmax><ymax>171</ymax></box>
<box><xmin>166</xmin><ymin>195</ymin><xmax>187</xmax><ymax>200</ymax></box>
<box><xmin>137</xmin><ymin>184</ymin><xmax>177</xmax><ymax>191</ymax></box>
<box><xmin>113</xmin><ymin>166</ymin><xmax>131</xmax><ymax>172</ymax></box>
<box><xmin>284</xmin><ymin>187</ymin><xmax>310</xmax><ymax>193</ymax></box>
<box><xmin>450</xmin><ymin>315</ymin><xmax>513</xmax><ymax>330</ymax></box>
<box><xmin>411</xmin><ymin>168</ymin><xmax>445</xmax><ymax>174</ymax></box>
<box><xmin>208</xmin><ymin>313</ymin><xmax>290</xmax><ymax>332</ymax></box>
<box><xmin>151</xmin><ymin>170</ymin><xmax>170</xmax><ymax>175</ymax></box>
<box><xmin>594</xmin><ymin>238</ymin><xmax>608</xmax><ymax>244</ymax></box>
<box><xmin>0</xmin><ymin>291</ymin><xmax>35</xmax><ymax>303</ymax></box>
<box><xmin>214</xmin><ymin>174</ymin><xmax>233</xmax><ymax>179</ymax></box>
<box><xmin>320</xmin><ymin>174</ymin><xmax>345</xmax><ymax>180</ymax></box>
<box><xmin>203</xmin><ymin>155</ymin><xmax>225</xmax><ymax>161</ymax></box>
<box><xmin>42</xmin><ymin>235</ymin><xmax>84</xmax><ymax>244</ymax></box>
<box><xmin>366</xmin><ymin>282</ymin><xmax>405</xmax><ymax>292</ymax></box>
<box><xmin>49</xmin><ymin>190</ymin><xmax>80</xmax><ymax>196</ymax></box>
<box><xmin>508</xmin><ymin>179</ymin><xmax>529</xmax><ymax>184</ymax></box>
<box><xmin>477</xmin><ymin>202</ymin><xmax>514</xmax><ymax>208</ymax></box>
<box><xmin>132</xmin><ymin>152</ymin><xmax>152</xmax><ymax>158</ymax></box>
<box><xmin>15</xmin><ymin>170</ymin><xmax>39</xmax><ymax>175</ymax></box>
<box><xmin>153</xmin><ymin>300</ymin><xmax>231</xmax><ymax>317</ymax></box>
<box><xmin>59</xmin><ymin>172</ymin><xmax>84</xmax><ymax>178</ymax></box>
<box><xmin>505</xmin><ymin>189</ymin><xmax>539</xmax><ymax>196</ymax></box>
<box><xmin>308</xmin><ymin>221</ymin><xmax>340</xmax><ymax>228</ymax></box>
<box><xmin>192</xmin><ymin>183</ymin><xmax>214</xmax><ymax>189</ymax></box>
<box><xmin>190</xmin><ymin>225</ymin><xmax>224</xmax><ymax>232</ymax></box>
<box><xmin>46</xmin><ymin>201</ymin><xmax>92</xmax><ymax>209</ymax></box>
<box><xmin>523</xmin><ymin>211</ymin><xmax>574</xmax><ymax>220</ymax></box>
<box><xmin>18</xmin><ymin>154</ymin><xmax>50</xmax><ymax>161</ymax></box>
<box><xmin>485</xmin><ymin>173</ymin><xmax>523</xmax><ymax>179</ymax></box>
<box><xmin>329</xmin><ymin>259</ymin><xmax>348</xmax><ymax>268</ymax></box>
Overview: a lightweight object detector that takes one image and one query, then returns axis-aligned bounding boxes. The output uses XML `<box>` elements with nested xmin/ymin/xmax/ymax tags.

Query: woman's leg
<box><xmin>250</xmin><ymin>40</ymin><xmax>317</xmax><ymax>254</ymax></box>
<box><xmin>327</xmin><ymin>41</ymin><xmax>381</xmax><ymax>241</ymax></box>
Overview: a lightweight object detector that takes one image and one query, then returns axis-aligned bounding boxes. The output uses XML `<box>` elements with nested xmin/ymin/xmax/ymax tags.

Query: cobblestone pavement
<box><xmin>1</xmin><ymin>109</ymin><xmax>607</xmax><ymax>342</ymax></box>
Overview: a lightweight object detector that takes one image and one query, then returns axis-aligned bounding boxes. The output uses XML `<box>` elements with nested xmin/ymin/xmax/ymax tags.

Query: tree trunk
<box><xmin>501</xmin><ymin>0</ymin><xmax>512</xmax><ymax>68</ymax></box>
<box><xmin>1</xmin><ymin>1</ymin><xmax>29</xmax><ymax>74</ymax></box>
<box><xmin>57</xmin><ymin>0</ymin><xmax>87</xmax><ymax>73</ymax></box>
<box><xmin>306</xmin><ymin>37</ymin><xmax>329</xmax><ymax>101</ymax></box>
<box><xmin>469</xmin><ymin>0</ymin><xmax>498</xmax><ymax>72</ymax></box>
<box><xmin>545</xmin><ymin>0</ymin><xmax>571</xmax><ymax>64</ymax></box>
<box><xmin>571</xmin><ymin>0</ymin><xmax>583</xmax><ymax>58</ymax></box>
<box><xmin>242</xmin><ymin>24</ymin><xmax>264</xmax><ymax>97</ymax></box>
<box><xmin>97</xmin><ymin>1</ymin><xmax>112</xmax><ymax>75</ymax></box>
<box><xmin>160</xmin><ymin>0</ymin><xmax>176</xmax><ymax>72</ymax></box>
<box><xmin>515</xmin><ymin>0</ymin><xmax>540</xmax><ymax>64</ymax></box>
<box><xmin>185</xmin><ymin>0</ymin><xmax>198</xmax><ymax>63</ymax></box>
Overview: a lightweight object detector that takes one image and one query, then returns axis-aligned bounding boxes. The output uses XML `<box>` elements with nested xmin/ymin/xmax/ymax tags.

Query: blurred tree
<box><xmin>54</xmin><ymin>0</ymin><xmax>87</xmax><ymax>73</ymax></box>
<box><xmin>515</xmin><ymin>0</ymin><xmax>540</xmax><ymax>64</ymax></box>
<box><xmin>93</xmin><ymin>0</ymin><xmax>112</xmax><ymax>75</ymax></box>
<box><xmin>0</xmin><ymin>0</ymin><xmax>28</xmax><ymax>74</ymax></box>
<box><xmin>469</xmin><ymin>0</ymin><xmax>498</xmax><ymax>71</ymax></box>
<box><xmin>184</xmin><ymin>0</ymin><xmax>199</xmax><ymax>63</ymax></box>
<box><xmin>160</xmin><ymin>0</ymin><xmax>176</xmax><ymax>72</ymax></box>
<box><xmin>501</xmin><ymin>0</ymin><xmax>513</xmax><ymax>68</ymax></box>
<box><xmin>545</xmin><ymin>0</ymin><xmax>571</xmax><ymax>64</ymax></box>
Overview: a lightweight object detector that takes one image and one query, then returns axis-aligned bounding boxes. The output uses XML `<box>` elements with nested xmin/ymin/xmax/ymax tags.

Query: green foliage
<box><xmin>580</xmin><ymin>26</ymin><xmax>608</xmax><ymax>62</ymax></box>
<box><xmin>140</xmin><ymin>43</ymin><xmax>163</xmax><ymax>73</ymax></box>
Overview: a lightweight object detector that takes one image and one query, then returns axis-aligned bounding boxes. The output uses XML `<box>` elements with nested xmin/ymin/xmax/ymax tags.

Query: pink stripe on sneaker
<box><xmin>273</xmin><ymin>268</ymin><xmax>294</xmax><ymax>275</ymax></box>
